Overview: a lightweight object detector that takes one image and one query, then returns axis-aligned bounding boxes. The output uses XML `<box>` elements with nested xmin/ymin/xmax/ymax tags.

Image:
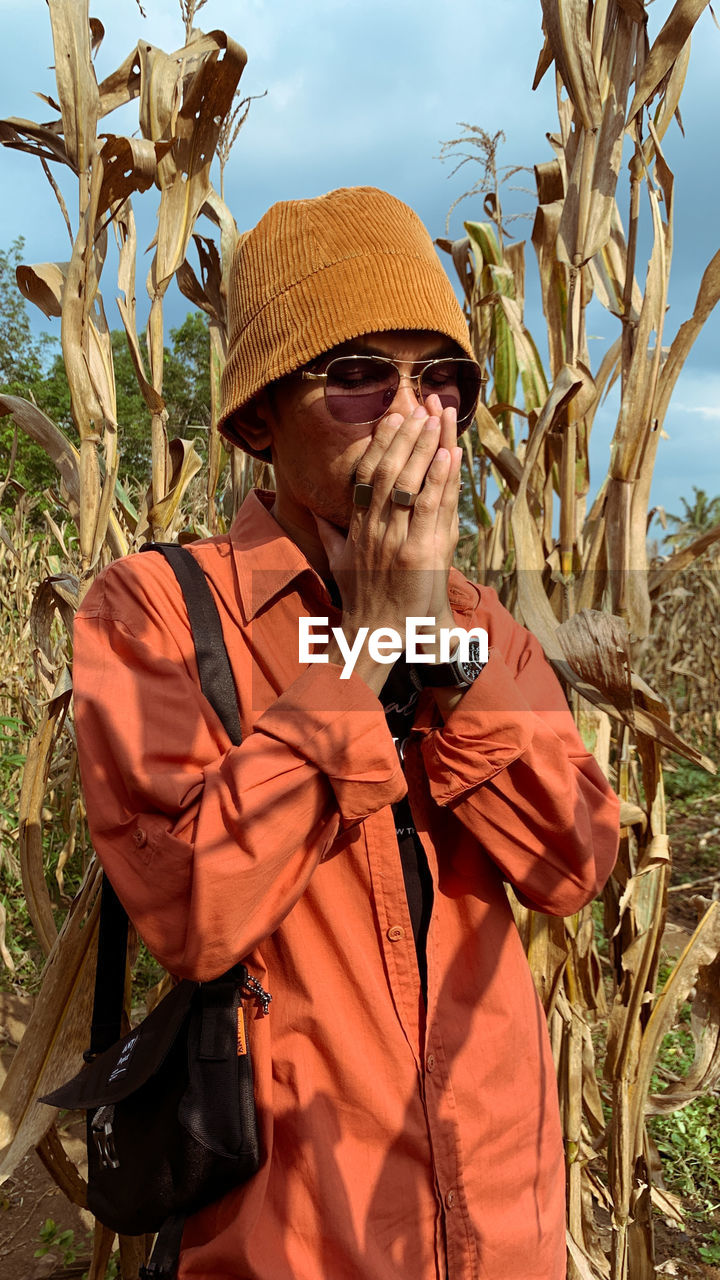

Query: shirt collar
<box><xmin>229</xmin><ymin>489</ymin><xmax>328</xmax><ymax>621</ymax></box>
<box><xmin>228</xmin><ymin>487</ymin><xmax>480</xmax><ymax>621</ymax></box>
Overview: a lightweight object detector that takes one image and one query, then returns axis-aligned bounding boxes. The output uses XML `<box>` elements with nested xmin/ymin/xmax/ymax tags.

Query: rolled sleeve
<box><xmin>250</xmin><ymin>664</ymin><xmax>406</xmax><ymax>823</ymax></box>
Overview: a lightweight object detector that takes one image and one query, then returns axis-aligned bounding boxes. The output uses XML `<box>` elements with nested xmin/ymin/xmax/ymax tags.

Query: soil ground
<box><xmin>0</xmin><ymin>789</ymin><xmax>718</xmax><ymax>1280</ymax></box>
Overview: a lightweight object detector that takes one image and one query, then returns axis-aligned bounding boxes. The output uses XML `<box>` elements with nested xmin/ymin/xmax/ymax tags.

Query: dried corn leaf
<box><xmin>531</xmin><ymin>198</ymin><xmax>568</xmax><ymax>378</ymax></box>
<box><xmin>644</xmin><ymin>36</ymin><xmax>691</xmax><ymax>164</ymax></box>
<box><xmin>474</xmin><ymin>403</ymin><xmax>525</xmax><ymax>493</ymax></box>
<box><xmin>532</xmin><ymin>23</ymin><xmax>555</xmax><ymax>91</ymax></box>
<box><xmin>201</xmin><ymin>188</ymin><xmax>239</xmax><ymax>311</ymax></box>
<box><xmin>88</xmin><ymin>1223</ymin><xmax>118</xmax><ymax>1280</ymax></box>
<box><xmin>15</xmin><ymin>261</ymin><xmax>68</xmax><ymax>319</ymax></box>
<box><xmin>0</xmin><ymin>117</ymin><xmax>72</xmax><ymax>171</ymax></box>
<box><xmin>61</xmin><ymin>160</ymin><xmax>107</xmax><ymax>445</ymax></box>
<box><xmin>30</xmin><ymin>576</ymin><xmax>78</xmax><ymax>683</ymax></box>
<box><xmin>627</xmin><ymin>0</ymin><xmax>712</xmax><ymax>124</ymax></box>
<box><xmin>119</xmin><ymin>1233</ymin><xmax>152</xmax><ymax>1278</ymax></box>
<box><xmin>47</xmin><ymin>0</ymin><xmax>100</xmax><ymax>179</ymax></box>
<box><xmin>610</xmin><ymin>182</ymin><xmax>666</xmax><ymax>480</ymax></box>
<box><xmin>115</xmin><ymin>202</ymin><xmax>165</xmax><ymax>418</ymax></box>
<box><xmin>548</xmin><ymin>605</ymin><xmax>712</xmax><ymax>767</ymax></box>
<box><xmin>556</xmin><ymin>609</ymin><xmax>635</xmax><ymax>722</ymax></box>
<box><xmin>37</xmin><ymin>1121</ymin><xmax>87</xmax><ymax>1208</ymax></box>
<box><xmin>540</xmin><ymin>0</ymin><xmax>604</xmax><ymax>130</ymax></box>
<box><xmin>89</xmin><ymin>17</ymin><xmax>104</xmax><ymax>58</ymax></box>
<box><xmin>0</xmin><ymin>394</ymin><xmax>128</xmax><ymax>558</ymax></box>
<box><xmin>617</xmin><ymin>0</ymin><xmax>647</xmax><ymax>22</ymax></box>
<box><xmin>558</xmin><ymin>24</ymin><xmax>635</xmax><ymax>266</ymax></box>
<box><xmin>644</xmin><ymin>906</ymin><xmax>720</xmax><ymax>1115</ymax></box>
<box><xmin>18</xmin><ymin>683</ymin><xmax>72</xmax><ymax>958</ymax></box>
<box><xmin>526</xmin><ymin>911</ymin><xmax>569</xmax><ymax>1014</ymax></box>
<box><xmin>0</xmin><ymin>861</ymin><xmax>101</xmax><ymax>1180</ymax></box>
<box><xmin>98</xmin><ymin>46</ymin><xmax>142</xmax><ymax>118</ymax></box>
<box><xmin>206</xmin><ymin>322</ymin><xmax>226</xmax><ymax>527</ymax></box>
<box><xmin>177</xmin><ymin>233</ymin><xmax>226</xmax><ymax>328</ymax></box>
<box><xmin>146</xmin><ymin>30</ymin><xmax>247</xmax><ymax>295</ymax></box>
<box><xmin>0</xmin><ymin>902</ymin><xmax>14</xmax><ymax>973</ymax></box>
<box><xmin>147</xmin><ymin>437</ymin><xmax>203</xmax><ymax>538</ymax></box>
<box><xmin>510</xmin><ymin>364</ymin><xmax>585</xmax><ymax>653</ymax></box>
<box><xmin>97</xmin><ymin>133</ymin><xmax>173</xmax><ymax>219</ymax></box>
<box><xmin>654</xmin><ymin>246</ymin><xmax>720</xmax><ymax>429</ymax></box>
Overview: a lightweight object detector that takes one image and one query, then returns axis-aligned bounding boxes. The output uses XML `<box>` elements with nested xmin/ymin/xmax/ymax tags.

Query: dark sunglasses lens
<box><xmin>324</xmin><ymin>358</ymin><xmax>396</xmax><ymax>424</ymax></box>
<box><xmin>421</xmin><ymin>361</ymin><xmax>481</xmax><ymax>424</ymax></box>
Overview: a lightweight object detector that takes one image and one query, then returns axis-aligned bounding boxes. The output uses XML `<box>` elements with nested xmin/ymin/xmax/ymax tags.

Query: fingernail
<box><xmin>424</xmin><ymin>416</ymin><xmax>440</xmax><ymax>431</ymax></box>
<box><xmin>385</xmin><ymin>413</ymin><xmax>403</xmax><ymax>428</ymax></box>
<box><xmin>412</xmin><ymin>406</ymin><xmax>427</xmax><ymax>420</ymax></box>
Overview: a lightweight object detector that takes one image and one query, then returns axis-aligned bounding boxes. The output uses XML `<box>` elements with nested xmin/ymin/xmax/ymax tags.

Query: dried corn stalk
<box><xmin>441</xmin><ymin>3</ymin><xmax>719</xmax><ymax>1277</ymax></box>
<box><xmin>0</xmin><ymin>4</ymin><xmax>251</xmax><ymax>1270</ymax></box>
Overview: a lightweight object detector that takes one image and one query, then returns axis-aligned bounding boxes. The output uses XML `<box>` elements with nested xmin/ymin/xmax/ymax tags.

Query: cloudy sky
<box><xmin>0</xmin><ymin>0</ymin><xmax>718</xmax><ymax>528</ymax></box>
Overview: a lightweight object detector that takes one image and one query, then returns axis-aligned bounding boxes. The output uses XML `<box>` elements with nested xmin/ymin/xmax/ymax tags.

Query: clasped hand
<box><xmin>315</xmin><ymin>395</ymin><xmax>463</xmax><ymax>693</ymax></box>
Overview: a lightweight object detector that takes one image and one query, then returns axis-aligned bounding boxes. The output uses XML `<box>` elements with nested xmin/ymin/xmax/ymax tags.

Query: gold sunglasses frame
<box><xmin>300</xmin><ymin>354</ymin><xmax>481</xmax><ymax>426</ymax></box>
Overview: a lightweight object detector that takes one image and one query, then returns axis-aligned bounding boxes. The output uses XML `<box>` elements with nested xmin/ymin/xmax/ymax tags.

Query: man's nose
<box><xmin>387</xmin><ymin>372</ymin><xmax>424</xmax><ymax>418</ymax></box>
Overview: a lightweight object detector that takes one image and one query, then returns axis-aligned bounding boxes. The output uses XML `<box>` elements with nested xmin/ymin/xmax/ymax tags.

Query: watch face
<box><xmin>458</xmin><ymin>638</ymin><xmax>485</xmax><ymax>684</ymax></box>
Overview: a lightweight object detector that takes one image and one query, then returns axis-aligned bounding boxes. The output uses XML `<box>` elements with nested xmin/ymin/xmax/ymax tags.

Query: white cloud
<box><xmin>672</xmin><ymin>403</ymin><xmax>720</xmax><ymax>421</ymax></box>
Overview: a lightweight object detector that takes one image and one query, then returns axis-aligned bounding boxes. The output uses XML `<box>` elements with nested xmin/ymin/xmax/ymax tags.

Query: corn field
<box><xmin>0</xmin><ymin>2</ymin><xmax>719</xmax><ymax>1278</ymax></box>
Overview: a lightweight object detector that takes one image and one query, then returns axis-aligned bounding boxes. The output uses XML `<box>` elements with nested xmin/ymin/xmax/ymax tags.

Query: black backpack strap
<box><xmin>87</xmin><ymin>874</ymin><xmax>129</xmax><ymax>1057</ymax></box>
<box><xmin>89</xmin><ymin>543</ymin><xmax>243</xmax><ymax>1055</ymax></box>
<box><xmin>141</xmin><ymin>543</ymin><xmax>243</xmax><ymax>746</ymax></box>
<box><xmin>140</xmin><ymin>1212</ymin><xmax>186</xmax><ymax>1278</ymax></box>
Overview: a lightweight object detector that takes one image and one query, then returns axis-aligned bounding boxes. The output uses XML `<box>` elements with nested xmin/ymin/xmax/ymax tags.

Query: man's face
<box><xmin>255</xmin><ymin>330</ymin><xmax>462</xmax><ymax>542</ymax></box>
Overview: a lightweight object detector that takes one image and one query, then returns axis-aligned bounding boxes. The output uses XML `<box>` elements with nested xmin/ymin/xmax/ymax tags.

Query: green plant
<box><xmin>647</xmin><ymin>969</ymin><xmax>720</xmax><ymax>1216</ymax></box>
<box><xmin>0</xmin><ymin>715</ymin><xmax>25</xmax><ymax>867</ymax></box>
<box><xmin>34</xmin><ymin>1217</ymin><xmax>78</xmax><ymax>1266</ymax></box>
<box><xmin>698</xmin><ymin>1228</ymin><xmax>720</xmax><ymax>1266</ymax></box>
<box><xmin>649</xmin><ymin>1095</ymin><xmax>720</xmax><ymax>1207</ymax></box>
<box><xmin>663</xmin><ymin>757</ymin><xmax>719</xmax><ymax>804</ymax></box>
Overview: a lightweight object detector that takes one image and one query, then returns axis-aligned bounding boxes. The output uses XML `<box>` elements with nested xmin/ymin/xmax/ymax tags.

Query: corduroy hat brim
<box><xmin>218</xmin><ymin>187</ymin><xmax>474</xmax><ymax>458</ymax></box>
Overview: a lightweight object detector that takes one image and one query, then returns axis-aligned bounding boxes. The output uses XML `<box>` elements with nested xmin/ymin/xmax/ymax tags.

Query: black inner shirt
<box><xmin>378</xmin><ymin>657</ymin><xmax>434</xmax><ymax>1002</ymax></box>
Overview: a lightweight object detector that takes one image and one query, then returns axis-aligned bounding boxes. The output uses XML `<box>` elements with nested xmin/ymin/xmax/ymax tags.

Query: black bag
<box><xmin>42</xmin><ymin>954</ymin><xmax>269</xmax><ymax>1235</ymax></box>
<box><xmin>41</xmin><ymin>544</ymin><xmax>270</xmax><ymax>1277</ymax></box>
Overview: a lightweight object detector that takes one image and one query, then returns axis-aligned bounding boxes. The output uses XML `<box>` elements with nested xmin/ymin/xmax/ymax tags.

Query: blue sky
<box><xmin>0</xmin><ymin>0</ymin><xmax>718</xmax><ymax>528</ymax></box>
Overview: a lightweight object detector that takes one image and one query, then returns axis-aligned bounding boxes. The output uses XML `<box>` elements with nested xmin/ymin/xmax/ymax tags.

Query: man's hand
<box><xmin>314</xmin><ymin>394</ymin><xmax>462</xmax><ymax>693</ymax></box>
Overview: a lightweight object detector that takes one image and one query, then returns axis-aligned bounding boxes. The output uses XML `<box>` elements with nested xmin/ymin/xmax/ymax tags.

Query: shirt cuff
<box><xmin>254</xmin><ymin>663</ymin><xmax>407</xmax><ymax>824</ymax></box>
<box><xmin>420</xmin><ymin>649</ymin><xmax>535</xmax><ymax>805</ymax></box>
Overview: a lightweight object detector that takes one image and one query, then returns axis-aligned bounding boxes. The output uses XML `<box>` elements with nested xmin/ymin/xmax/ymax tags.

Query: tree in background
<box><xmin>0</xmin><ymin>240</ymin><xmax>57</xmax><ymax>495</ymax></box>
<box><xmin>664</xmin><ymin>487</ymin><xmax>720</xmax><ymax>548</ymax></box>
<box><xmin>0</xmin><ymin>247</ymin><xmax>213</xmax><ymax>502</ymax></box>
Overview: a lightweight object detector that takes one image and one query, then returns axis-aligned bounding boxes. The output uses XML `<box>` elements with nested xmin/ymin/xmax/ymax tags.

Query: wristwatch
<box><xmin>411</xmin><ymin>638</ymin><xmax>487</xmax><ymax>690</ymax></box>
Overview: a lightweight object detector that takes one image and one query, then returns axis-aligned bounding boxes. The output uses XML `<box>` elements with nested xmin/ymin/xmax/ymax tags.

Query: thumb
<box><xmin>313</xmin><ymin>513</ymin><xmax>347</xmax><ymax>572</ymax></box>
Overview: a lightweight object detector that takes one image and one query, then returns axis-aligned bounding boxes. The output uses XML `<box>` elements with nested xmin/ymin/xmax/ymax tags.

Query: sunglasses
<box><xmin>300</xmin><ymin>354</ymin><xmax>482</xmax><ymax>427</ymax></box>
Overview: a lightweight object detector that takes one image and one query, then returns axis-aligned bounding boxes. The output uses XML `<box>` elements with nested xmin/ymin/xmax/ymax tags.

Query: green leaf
<box><xmin>464</xmin><ymin>220</ymin><xmax>503</xmax><ymax>271</ymax></box>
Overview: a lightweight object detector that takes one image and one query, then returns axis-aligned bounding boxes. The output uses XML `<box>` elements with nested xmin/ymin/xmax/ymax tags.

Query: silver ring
<box><xmin>390</xmin><ymin>487</ymin><xmax>418</xmax><ymax>508</ymax></box>
<box><xmin>353</xmin><ymin>482</ymin><xmax>374</xmax><ymax>509</ymax></box>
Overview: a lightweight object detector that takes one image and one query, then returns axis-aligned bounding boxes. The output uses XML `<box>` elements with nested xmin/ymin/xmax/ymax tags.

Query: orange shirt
<box><xmin>73</xmin><ymin>490</ymin><xmax>620</xmax><ymax>1280</ymax></box>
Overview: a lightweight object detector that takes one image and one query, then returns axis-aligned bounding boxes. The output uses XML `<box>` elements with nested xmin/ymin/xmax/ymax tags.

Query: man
<box><xmin>73</xmin><ymin>186</ymin><xmax>620</xmax><ymax>1280</ymax></box>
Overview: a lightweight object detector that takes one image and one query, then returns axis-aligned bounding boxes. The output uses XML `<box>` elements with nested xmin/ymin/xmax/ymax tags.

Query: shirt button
<box><xmin>426</xmin><ymin>1053</ymin><xmax>436</xmax><ymax>1073</ymax></box>
<box><xmin>446</xmin><ymin>1189</ymin><xmax>457</xmax><ymax>1210</ymax></box>
<box><xmin>133</xmin><ymin>828</ymin><xmax>147</xmax><ymax>847</ymax></box>
<box><xmin>386</xmin><ymin>925</ymin><xmax>406</xmax><ymax>942</ymax></box>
